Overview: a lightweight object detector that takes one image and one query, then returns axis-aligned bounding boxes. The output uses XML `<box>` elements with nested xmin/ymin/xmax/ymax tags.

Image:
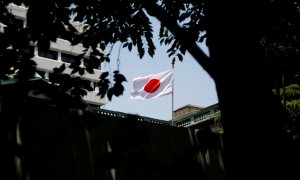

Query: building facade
<box><xmin>4</xmin><ymin>3</ymin><xmax>105</xmax><ymax>107</ymax></box>
<box><xmin>89</xmin><ymin>103</ymin><xmax>222</xmax><ymax>130</ymax></box>
<box><xmin>172</xmin><ymin>104</ymin><xmax>222</xmax><ymax>132</ymax></box>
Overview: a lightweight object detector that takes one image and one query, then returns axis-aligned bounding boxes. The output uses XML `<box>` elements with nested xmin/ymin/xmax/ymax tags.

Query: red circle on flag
<box><xmin>144</xmin><ymin>79</ymin><xmax>160</xmax><ymax>93</ymax></box>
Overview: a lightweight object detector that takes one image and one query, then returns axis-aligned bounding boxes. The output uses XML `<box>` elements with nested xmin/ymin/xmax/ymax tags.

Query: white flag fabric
<box><xmin>130</xmin><ymin>69</ymin><xmax>174</xmax><ymax>99</ymax></box>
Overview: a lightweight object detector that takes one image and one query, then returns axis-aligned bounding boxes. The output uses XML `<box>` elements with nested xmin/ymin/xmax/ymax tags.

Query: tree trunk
<box><xmin>206</xmin><ymin>0</ymin><xmax>293</xmax><ymax>179</ymax></box>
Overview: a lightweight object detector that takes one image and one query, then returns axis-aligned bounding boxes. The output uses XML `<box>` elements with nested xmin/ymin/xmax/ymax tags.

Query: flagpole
<box><xmin>171</xmin><ymin>62</ymin><xmax>175</xmax><ymax>126</ymax></box>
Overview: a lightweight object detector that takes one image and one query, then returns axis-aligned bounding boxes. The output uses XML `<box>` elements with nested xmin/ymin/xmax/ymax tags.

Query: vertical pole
<box><xmin>171</xmin><ymin>62</ymin><xmax>175</xmax><ymax>126</ymax></box>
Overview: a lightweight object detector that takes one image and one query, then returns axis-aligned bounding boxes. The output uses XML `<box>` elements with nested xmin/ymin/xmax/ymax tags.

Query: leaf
<box><xmin>79</xmin><ymin>88</ymin><xmax>88</xmax><ymax>96</ymax></box>
<box><xmin>128</xmin><ymin>43</ymin><xmax>133</xmax><ymax>51</ymax></box>
<box><xmin>114</xmin><ymin>73</ymin><xmax>127</xmax><ymax>83</ymax></box>
<box><xmin>37</xmin><ymin>37</ymin><xmax>50</xmax><ymax>51</ymax></box>
<box><xmin>179</xmin><ymin>13</ymin><xmax>189</xmax><ymax>22</ymax></box>
<box><xmin>107</xmin><ymin>88</ymin><xmax>113</xmax><ymax>101</ymax></box>
<box><xmin>148</xmin><ymin>47</ymin><xmax>155</xmax><ymax>58</ymax></box>
<box><xmin>199</xmin><ymin>34</ymin><xmax>207</xmax><ymax>43</ymax></box>
<box><xmin>168</xmin><ymin>50</ymin><xmax>175</xmax><ymax>57</ymax></box>
<box><xmin>79</xmin><ymin>68</ymin><xmax>85</xmax><ymax>76</ymax></box>
<box><xmin>138</xmin><ymin>48</ymin><xmax>145</xmax><ymax>59</ymax></box>
<box><xmin>137</xmin><ymin>38</ymin><xmax>145</xmax><ymax>59</ymax></box>
<box><xmin>82</xmin><ymin>24</ymin><xmax>90</xmax><ymax>32</ymax></box>
<box><xmin>177</xmin><ymin>53</ymin><xmax>183</xmax><ymax>61</ymax></box>
<box><xmin>97</xmin><ymin>79</ymin><xmax>110</xmax><ymax>98</ymax></box>
<box><xmin>71</xmin><ymin>67</ymin><xmax>79</xmax><ymax>74</ymax></box>
<box><xmin>165</xmin><ymin>36</ymin><xmax>174</xmax><ymax>45</ymax></box>
<box><xmin>179</xmin><ymin>46</ymin><xmax>186</xmax><ymax>55</ymax></box>
<box><xmin>167</xmin><ymin>48</ymin><xmax>173</xmax><ymax>53</ymax></box>
<box><xmin>112</xmin><ymin>83</ymin><xmax>124</xmax><ymax>96</ymax></box>
<box><xmin>53</xmin><ymin>64</ymin><xmax>66</xmax><ymax>74</ymax></box>
<box><xmin>100</xmin><ymin>43</ymin><xmax>106</xmax><ymax>50</ymax></box>
<box><xmin>100</xmin><ymin>71</ymin><xmax>109</xmax><ymax>79</ymax></box>
<box><xmin>159</xmin><ymin>26</ymin><xmax>164</xmax><ymax>38</ymax></box>
<box><xmin>69</xmin><ymin>62</ymin><xmax>80</xmax><ymax>69</ymax></box>
<box><xmin>172</xmin><ymin>57</ymin><xmax>176</xmax><ymax>65</ymax></box>
<box><xmin>84</xmin><ymin>83</ymin><xmax>94</xmax><ymax>91</ymax></box>
<box><xmin>71</xmin><ymin>34</ymin><xmax>83</xmax><ymax>46</ymax></box>
<box><xmin>123</xmin><ymin>42</ymin><xmax>128</xmax><ymax>48</ymax></box>
<box><xmin>69</xmin><ymin>54</ymin><xmax>84</xmax><ymax>69</ymax></box>
<box><xmin>160</xmin><ymin>39</ymin><xmax>165</xmax><ymax>45</ymax></box>
<box><xmin>86</xmin><ymin>66</ymin><xmax>94</xmax><ymax>74</ymax></box>
<box><xmin>104</xmin><ymin>56</ymin><xmax>110</xmax><ymax>63</ymax></box>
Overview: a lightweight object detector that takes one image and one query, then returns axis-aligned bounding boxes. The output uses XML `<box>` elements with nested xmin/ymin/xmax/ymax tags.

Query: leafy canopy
<box><xmin>0</xmin><ymin>0</ymin><xmax>299</xmax><ymax>101</ymax></box>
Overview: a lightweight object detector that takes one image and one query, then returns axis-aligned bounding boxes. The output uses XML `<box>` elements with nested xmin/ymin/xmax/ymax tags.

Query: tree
<box><xmin>275</xmin><ymin>83</ymin><xmax>300</xmax><ymax>141</ymax></box>
<box><xmin>1</xmin><ymin>0</ymin><xmax>299</xmax><ymax>179</ymax></box>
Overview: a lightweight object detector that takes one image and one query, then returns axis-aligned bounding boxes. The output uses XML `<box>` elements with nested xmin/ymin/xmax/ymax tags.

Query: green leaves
<box><xmin>137</xmin><ymin>38</ymin><xmax>145</xmax><ymax>59</ymax></box>
<box><xmin>159</xmin><ymin>25</ymin><xmax>187</xmax><ymax>63</ymax></box>
<box><xmin>113</xmin><ymin>71</ymin><xmax>127</xmax><ymax>83</ymax></box>
<box><xmin>97</xmin><ymin>78</ymin><xmax>110</xmax><ymax>99</ymax></box>
<box><xmin>279</xmin><ymin>84</ymin><xmax>300</xmax><ymax>101</ymax></box>
<box><xmin>1</xmin><ymin>0</ymin><xmax>209</xmax><ymax>101</ymax></box>
<box><xmin>123</xmin><ymin>42</ymin><xmax>133</xmax><ymax>52</ymax></box>
<box><xmin>53</xmin><ymin>64</ymin><xmax>66</xmax><ymax>74</ymax></box>
<box><xmin>107</xmin><ymin>71</ymin><xmax>127</xmax><ymax>101</ymax></box>
<box><xmin>100</xmin><ymin>71</ymin><xmax>109</xmax><ymax>80</ymax></box>
<box><xmin>97</xmin><ymin>71</ymin><xmax>127</xmax><ymax>101</ymax></box>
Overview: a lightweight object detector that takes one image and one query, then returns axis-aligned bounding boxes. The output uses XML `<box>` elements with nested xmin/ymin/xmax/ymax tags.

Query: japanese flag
<box><xmin>130</xmin><ymin>69</ymin><xmax>174</xmax><ymax>99</ymax></box>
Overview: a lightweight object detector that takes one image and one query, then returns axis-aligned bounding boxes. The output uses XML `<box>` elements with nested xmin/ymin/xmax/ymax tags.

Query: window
<box><xmin>38</xmin><ymin>49</ymin><xmax>58</xmax><ymax>60</ymax></box>
<box><xmin>61</xmin><ymin>53</ymin><xmax>77</xmax><ymax>64</ymax></box>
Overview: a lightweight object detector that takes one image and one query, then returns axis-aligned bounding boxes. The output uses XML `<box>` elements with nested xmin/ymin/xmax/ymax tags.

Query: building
<box><xmin>3</xmin><ymin>3</ymin><xmax>105</xmax><ymax>107</ymax></box>
<box><xmin>173</xmin><ymin>104</ymin><xmax>204</xmax><ymax>119</ymax></box>
<box><xmin>173</xmin><ymin>104</ymin><xmax>222</xmax><ymax>133</ymax></box>
<box><xmin>87</xmin><ymin>106</ymin><xmax>173</xmax><ymax>126</ymax></box>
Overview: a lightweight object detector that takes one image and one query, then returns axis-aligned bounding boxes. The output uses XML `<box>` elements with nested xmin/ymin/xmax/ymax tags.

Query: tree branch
<box><xmin>142</xmin><ymin>1</ymin><xmax>216</xmax><ymax>78</ymax></box>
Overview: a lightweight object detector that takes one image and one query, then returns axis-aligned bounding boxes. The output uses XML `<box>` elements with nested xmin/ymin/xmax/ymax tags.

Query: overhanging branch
<box><xmin>142</xmin><ymin>1</ymin><xmax>215</xmax><ymax>78</ymax></box>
